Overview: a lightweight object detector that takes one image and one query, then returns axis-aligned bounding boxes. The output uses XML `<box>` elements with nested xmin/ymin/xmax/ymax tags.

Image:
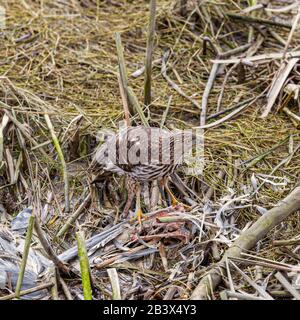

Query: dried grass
<box><xmin>0</xmin><ymin>0</ymin><xmax>299</xmax><ymax>300</ymax></box>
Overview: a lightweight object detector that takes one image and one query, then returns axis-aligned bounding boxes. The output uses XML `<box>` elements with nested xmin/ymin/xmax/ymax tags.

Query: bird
<box><xmin>90</xmin><ymin>125</ymin><xmax>196</xmax><ymax>224</ymax></box>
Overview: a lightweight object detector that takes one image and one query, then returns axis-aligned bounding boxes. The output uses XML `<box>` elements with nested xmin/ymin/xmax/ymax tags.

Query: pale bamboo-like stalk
<box><xmin>191</xmin><ymin>185</ymin><xmax>300</xmax><ymax>300</ymax></box>
<box><xmin>107</xmin><ymin>268</ymin><xmax>122</xmax><ymax>300</ymax></box>
<box><xmin>127</xmin><ymin>87</ymin><xmax>149</xmax><ymax>127</ymax></box>
<box><xmin>115</xmin><ymin>32</ymin><xmax>149</xmax><ymax>126</ymax></box>
<box><xmin>144</xmin><ymin>0</ymin><xmax>156</xmax><ymax>107</ymax></box>
<box><xmin>0</xmin><ymin>282</ymin><xmax>53</xmax><ymax>301</ymax></box>
<box><xmin>50</xmin><ymin>266</ymin><xmax>59</xmax><ymax>300</ymax></box>
<box><xmin>117</xmin><ymin>73</ymin><xmax>131</xmax><ymax>126</ymax></box>
<box><xmin>115</xmin><ymin>32</ymin><xmax>134</xmax><ymax>116</ymax></box>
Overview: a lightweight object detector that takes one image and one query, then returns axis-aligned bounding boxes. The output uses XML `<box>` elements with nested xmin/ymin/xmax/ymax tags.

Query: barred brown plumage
<box><xmin>90</xmin><ymin>125</ymin><xmax>195</xmax><ymax>223</ymax></box>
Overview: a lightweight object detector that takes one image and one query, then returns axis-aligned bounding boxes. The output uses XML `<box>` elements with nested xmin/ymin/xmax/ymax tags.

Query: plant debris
<box><xmin>0</xmin><ymin>0</ymin><xmax>299</xmax><ymax>300</ymax></box>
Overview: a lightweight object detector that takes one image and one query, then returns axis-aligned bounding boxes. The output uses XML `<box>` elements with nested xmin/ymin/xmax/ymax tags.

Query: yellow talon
<box><xmin>131</xmin><ymin>184</ymin><xmax>144</xmax><ymax>226</ymax></box>
<box><xmin>165</xmin><ymin>183</ymin><xmax>179</xmax><ymax>207</ymax></box>
<box><xmin>136</xmin><ymin>208</ymin><xmax>144</xmax><ymax>226</ymax></box>
<box><xmin>170</xmin><ymin>193</ymin><xmax>179</xmax><ymax>207</ymax></box>
<box><xmin>165</xmin><ymin>182</ymin><xmax>191</xmax><ymax>209</ymax></box>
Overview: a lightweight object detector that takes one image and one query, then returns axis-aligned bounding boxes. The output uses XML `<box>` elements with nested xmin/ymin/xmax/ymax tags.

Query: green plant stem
<box><xmin>15</xmin><ymin>215</ymin><xmax>35</xmax><ymax>299</ymax></box>
<box><xmin>44</xmin><ymin>114</ymin><xmax>70</xmax><ymax>213</ymax></box>
<box><xmin>76</xmin><ymin>230</ymin><xmax>92</xmax><ymax>300</ymax></box>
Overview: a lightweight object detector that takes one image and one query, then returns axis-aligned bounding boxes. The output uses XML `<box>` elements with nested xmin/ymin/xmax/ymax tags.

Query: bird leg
<box><xmin>123</xmin><ymin>179</ymin><xmax>144</xmax><ymax>225</ymax></box>
<box><xmin>158</xmin><ymin>180</ymin><xmax>168</xmax><ymax>206</ymax></box>
<box><xmin>160</xmin><ymin>177</ymin><xmax>179</xmax><ymax>207</ymax></box>
<box><xmin>135</xmin><ymin>183</ymin><xmax>143</xmax><ymax>226</ymax></box>
<box><xmin>164</xmin><ymin>178</ymin><xmax>191</xmax><ymax>209</ymax></box>
<box><xmin>165</xmin><ymin>182</ymin><xmax>179</xmax><ymax>207</ymax></box>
